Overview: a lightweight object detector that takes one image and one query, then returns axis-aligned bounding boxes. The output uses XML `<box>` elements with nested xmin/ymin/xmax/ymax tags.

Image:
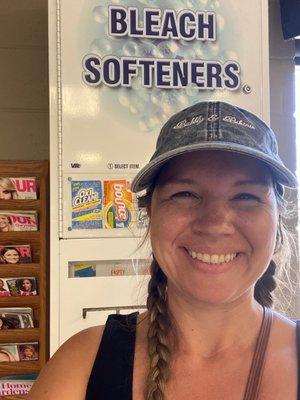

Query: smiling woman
<box><xmin>28</xmin><ymin>102</ymin><xmax>299</xmax><ymax>400</ymax></box>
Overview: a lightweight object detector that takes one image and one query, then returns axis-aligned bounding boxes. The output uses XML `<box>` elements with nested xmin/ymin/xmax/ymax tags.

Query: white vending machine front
<box><xmin>49</xmin><ymin>0</ymin><xmax>269</xmax><ymax>352</ymax></box>
<box><xmin>59</xmin><ymin>237</ymin><xmax>149</xmax><ymax>344</ymax></box>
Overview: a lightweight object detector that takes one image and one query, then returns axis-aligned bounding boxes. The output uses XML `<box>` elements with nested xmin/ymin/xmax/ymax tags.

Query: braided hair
<box><xmin>145</xmin><ymin>258</ymin><xmax>171</xmax><ymax>400</ymax></box>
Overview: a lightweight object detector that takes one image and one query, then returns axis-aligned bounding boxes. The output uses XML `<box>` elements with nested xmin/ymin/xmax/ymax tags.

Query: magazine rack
<box><xmin>0</xmin><ymin>161</ymin><xmax>49</xmax><ymax>399</ymax></box>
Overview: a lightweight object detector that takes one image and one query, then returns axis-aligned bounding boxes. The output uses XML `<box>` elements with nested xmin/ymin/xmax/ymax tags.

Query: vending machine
<box><xmin>49</xmin><ymin>0</ymin><xmax>270</xmax><ymax>353</ymax></box>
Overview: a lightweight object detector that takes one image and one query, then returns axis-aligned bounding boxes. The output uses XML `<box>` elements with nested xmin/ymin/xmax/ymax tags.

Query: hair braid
<box><xmin>254</xmin><ymin>260</ymin><xmax>277</xmax><ymax>307</ymax></box>
<box><xmin>145</xmin><ymin>257</ymin><xmax>171</xmax><ymax>400</ymax></box>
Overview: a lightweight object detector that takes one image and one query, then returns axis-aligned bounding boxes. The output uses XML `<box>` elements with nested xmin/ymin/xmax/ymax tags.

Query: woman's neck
<box><xmin>167</xmin><ymin>288</ymin><xmax>264</xmax><ymax>360</ymax></box>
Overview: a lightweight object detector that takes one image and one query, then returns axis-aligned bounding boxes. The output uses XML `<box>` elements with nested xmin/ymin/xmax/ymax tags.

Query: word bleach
<box><xmin>109</xmin><ymin>6</ymin><xmax>216</xmax><ymax>41</ymax></box>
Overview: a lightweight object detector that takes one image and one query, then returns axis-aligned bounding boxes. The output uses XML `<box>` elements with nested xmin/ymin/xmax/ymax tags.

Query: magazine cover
<box><xmin>104</xmin><ymin>180</ymin><xmax>135</xmax><ymax>229</ymax></box>
<box><xmin>0</xmin><ymin>344</ymin><xmax>19</xmax><ymax>362</ymax></box>
<box><xmin>0</xmin><ymin>245</ymin><xmax>32</xmax><ymax>264</ymax></box>
<box><xmin>0</xmin><ymin>307</ymin><xmax>34</xmax><ymax>329</ymax></box>
<box><xmin>0</xmin><ymin>342</ymin><xmax>39</xmax><ymax>363</ymax></box>
<box><xmin>5</xmin><ymin>277</ymin><xmax>37</xmax><ymax>297</ymax></box>
<box><xmin>0</xmin><ymin>279</ymin><xmax>10</xmax><ymax>297</ymax></box>
<box><xmin>71</xmin><ymin>180</ymin><xmax>103</xmax><ymax>229</ymax></box>
<box><xmin>0</xmin><ymin>177</ymin><xmax>37</xmax><ymax>200</ymax></box>
<box><xmin>17</xmin><ymin>343</ymin><xmax>39</xmax><ymax>361</ymax></box>
<box><xmin>0</xmin><ymin>374</ymin><xmax>37</xmax><ymax>396</ymax></box>
<box><xmin>0</xmin><ymin>211</ymin><xmax>38</xmax><ymax>232</ymax></box>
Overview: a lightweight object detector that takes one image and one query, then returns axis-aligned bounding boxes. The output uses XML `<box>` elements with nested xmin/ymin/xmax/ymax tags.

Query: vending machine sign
<box><xmin>57</xmin><ymin>0</ymin><xmax>269</xmax><ymax>177</ymax></box>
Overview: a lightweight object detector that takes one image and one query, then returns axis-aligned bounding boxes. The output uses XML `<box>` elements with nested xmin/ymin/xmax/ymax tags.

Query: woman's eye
<box><xmin>172</xmin><ymin>191</ymin><xmax>195</xmax><ymax>198</ymax></box>
<box><xmin>171</xmin><ymin>191</ymin><xmax>201</xmax><ymax>204</ymax></box>
<box><xmin>234</xmin><ymin>193</ymin><xmax>260</xmax><ymax>201</ymax></box>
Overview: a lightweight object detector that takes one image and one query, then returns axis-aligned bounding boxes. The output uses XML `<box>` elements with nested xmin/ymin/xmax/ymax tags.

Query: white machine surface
<box><xmin>49</xmin><ymin>0</ymin><xmax>269</xmax><ymax>353</ymax></box>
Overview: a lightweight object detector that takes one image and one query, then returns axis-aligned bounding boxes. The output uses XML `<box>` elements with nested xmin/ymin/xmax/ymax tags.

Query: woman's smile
<box><xmin>187</xmin><ymin>249</ymin><xmax>237</xmax><ymax>264</ymax></box>
<box><xmin>183</xmin><ymin>247</ymin><xmax>241</xmax><ymax>275</ymax></box>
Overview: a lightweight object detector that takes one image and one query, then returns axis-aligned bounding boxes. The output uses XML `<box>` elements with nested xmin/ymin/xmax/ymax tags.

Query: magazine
<box><xmin>0</xmin><ymin>210</ymin><xmax>38</xmax><ymax>232</ymax></box>
<box><xmin>0</xmin><ymin>279</ymin><xmax>10</xmax><ymax>297</ymax></box>
<box><xmin>1</xmin><ymin>277</ymin><xmax>37</xmax><ymax>297</ymax></box>
<box><xmin>0</xmin><ymin>342</ymin><xmax>39</xmax><ymax>362</ymax></box>
<box><xmin>0</xmin><ymin>374</ymin><xmax>37</xmax><ymax>396</ymax></box>
<box><xmin>0</xmin><ymin>244</ymin><xmax>32</xmax><ymax>264</ymax></box>
<box><xmin>0</xmin><ymin>307</ymin><xmax>34</xmax><ymax>329</ymax></box>
<box><xmin>17</xmin><ymin>343</ymin><xmax>39</xmax><ymax>361</ymax></box>
<box><xmin>0</xmin><ymin>177</ymin><xmax>37</xmax><ymax>200</ymax></box>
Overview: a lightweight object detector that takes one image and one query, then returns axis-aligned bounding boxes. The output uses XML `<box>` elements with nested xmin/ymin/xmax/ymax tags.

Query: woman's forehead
<box><xmin>157</xmin><ymin>151</ymin><xmax>272</xmax><ymax>184</ymax></box>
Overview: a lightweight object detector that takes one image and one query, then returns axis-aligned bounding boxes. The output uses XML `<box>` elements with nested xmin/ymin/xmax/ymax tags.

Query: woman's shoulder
<box><xmin>259</xmin><ymin>310</ymin><xmax>298</xmax><ymax>399</ymax></box>
<box><xmin>28</xmin><ymin>325</ymin><xmax>104</xmax><ymax>400</ymax></box>
<box><xmin>272</xmin><ymin>309</ymin><xmax>297</xmax><ymax>338</ymax></box>
<box><xmin>270</xmin><ymin>310</ymin><xmax>297</xmax><ymax>355</ymax></box>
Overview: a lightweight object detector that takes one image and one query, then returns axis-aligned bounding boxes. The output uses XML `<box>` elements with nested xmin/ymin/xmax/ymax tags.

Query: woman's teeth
<box><xmin>187</xmin><ymin>250</ymin><xmax>237</xmax><ymax>264</ymax></box>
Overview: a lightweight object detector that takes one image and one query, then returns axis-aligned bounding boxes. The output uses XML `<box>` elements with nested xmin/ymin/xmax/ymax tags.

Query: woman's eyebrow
<box><xmin>234</xmin><ymin>179</ymin><xmax>269</xmax><ymax>187</ymax></box>
<box><xmin>159</xmin><ymin>178</ymin><xmax>196</xmax><ymax>187</ymax></box>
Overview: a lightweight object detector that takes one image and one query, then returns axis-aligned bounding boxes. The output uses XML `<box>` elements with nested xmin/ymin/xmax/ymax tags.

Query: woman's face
<box><xmin>0</xmin><ymin>216</ymin><xmax>10</xmax><ymax>231</ymax></box>
<box><xmin>22</xmin><ymin>280</ymin><xmax>32</xmax><ymax>291</ymax></box>
<box><xmin>150</xmin><ymin>151</ymin><xmax>278</xmax><ymax>306</ymax></box>
<box><xmin>0</xmin><ymin>185</ymin><xmax>13</xmax><ymax>200</ymax></box>
<box><xmin>3</xmin><ymin>249</ymin><xmax>20</xmax><ymax>264</ymax></box>
<box><xmin>23</xmin><ymin>347</ymin><xmax>34</xmax><ymax>358</ymax></box>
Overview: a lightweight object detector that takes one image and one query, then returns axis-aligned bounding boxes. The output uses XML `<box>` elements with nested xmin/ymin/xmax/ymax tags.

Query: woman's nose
<box><xmin>191</xmin><ymin>200</ymin><xmax>235</xmax><ymax>236</ymax></box>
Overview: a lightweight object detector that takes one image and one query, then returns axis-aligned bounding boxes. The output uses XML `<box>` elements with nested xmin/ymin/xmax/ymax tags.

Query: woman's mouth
<box><xmin>184</xmin><ymin>248</ymin><xmax>240</xmax><ymax>274</ymax></box>
<box><xmin>187</xmin><ymin>249</ymin><xmax>238</xmax><ymax>265</ymax></box>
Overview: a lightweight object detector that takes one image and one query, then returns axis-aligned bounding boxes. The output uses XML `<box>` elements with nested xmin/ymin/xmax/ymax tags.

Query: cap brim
<box><xmin>131</xmin><ymin>142</ymin><xmax>297</xmax><ymax>192</ymax></box>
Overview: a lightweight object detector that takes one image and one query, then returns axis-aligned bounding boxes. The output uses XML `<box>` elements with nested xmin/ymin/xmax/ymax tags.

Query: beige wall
<box><xmin>0</xmin><ymin>0</ymin><xmax>49</xmax><ymax>160</ymax></box>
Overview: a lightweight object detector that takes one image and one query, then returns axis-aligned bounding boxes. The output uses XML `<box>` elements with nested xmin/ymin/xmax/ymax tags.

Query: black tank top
<box><xmin>86</xmin><ymin>312</ymin><xmax>300</xmax><ymax>400</ymax></box>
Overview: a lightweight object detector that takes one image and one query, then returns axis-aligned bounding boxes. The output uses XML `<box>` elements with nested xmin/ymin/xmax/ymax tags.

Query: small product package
<box><xmin>104</xmin><ymin>180</ymin><xmax>134</xmax><ymax>229</ymax></box>
<box><xmin>71</xmin><ymin>180</ymin><xmax>103</xmax><ymax>229</ymax></box>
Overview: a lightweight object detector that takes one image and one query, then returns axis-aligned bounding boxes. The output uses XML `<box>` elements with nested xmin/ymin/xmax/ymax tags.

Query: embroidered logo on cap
<box><xmin>173</xmin><ymin>114</ymin><xmax>255</xmax><ymax>130</ymax></box>
<box><xmin>222</xmin><ymin>115</ymin><xmax>255</xmax><ymax>130</ymax></box>
<box><xmin>173</xmin><ymin>115</ymin><xmax>205</xmax><ymax>130</ymax></box>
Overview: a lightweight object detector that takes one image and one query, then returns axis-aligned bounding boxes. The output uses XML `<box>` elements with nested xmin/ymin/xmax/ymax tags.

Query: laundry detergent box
<box><xmin>71</xmin><ymin>180</ymin><xmax>103</xmax><ymax>229</ymax></box>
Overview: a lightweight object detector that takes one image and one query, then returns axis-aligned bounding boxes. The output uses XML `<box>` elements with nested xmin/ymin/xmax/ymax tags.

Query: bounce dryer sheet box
<box><xmin>103</xmin><ymin>180</ymin><xmax>134</xmax><ymax>229</ymax></box>
<box><xmin>71</xmin><ymin>181</ymin><xmax>103</xmax><ymax>229</ymax></box>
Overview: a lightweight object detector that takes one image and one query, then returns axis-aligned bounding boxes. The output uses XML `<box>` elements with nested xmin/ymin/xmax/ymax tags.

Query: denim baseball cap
<box><xmin>131</xmin><ymin>101</ymin><xmax>297</xmax><ymax>193</ymax></box>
